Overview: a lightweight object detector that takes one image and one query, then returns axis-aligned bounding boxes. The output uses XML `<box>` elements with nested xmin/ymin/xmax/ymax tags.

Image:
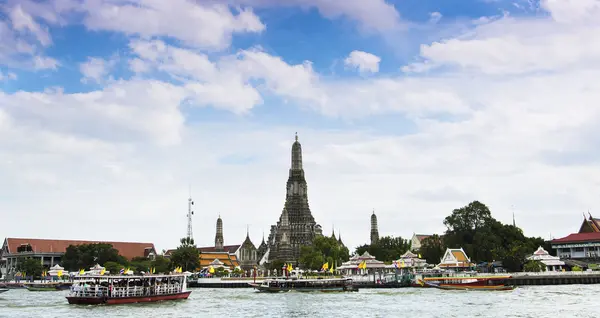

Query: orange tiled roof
<box><xmin>451</xmin><ymin>250</ymin><xmax>468</xmax><ymax>262</ymax></box>
<box><xmin>200</xmin><ymin>253</ymin><xmax>230</xmax><ymax>260</ymax></box>
<box><xmin>3</xmin><ymin>238</ymin><xmax>155</xmax><ymax>260</ymax></box>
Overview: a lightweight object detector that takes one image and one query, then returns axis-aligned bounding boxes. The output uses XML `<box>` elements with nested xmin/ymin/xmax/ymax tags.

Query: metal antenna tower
<box><xmin>187</xmin><ymin>187</ymin><xmax>194</xmax><ymax>239</ymax></box>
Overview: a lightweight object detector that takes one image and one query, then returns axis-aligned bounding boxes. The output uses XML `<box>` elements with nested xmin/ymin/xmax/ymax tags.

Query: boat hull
<box><xmin>422</xmin><ymin>281</ymin><xmax>515</xmax><ymax>291</ymax></box>
<box><xmin>66</xmin><ymin>291</ymin><xmax>192</xmax><ymax>305</ymax></box>
<box><xmin>249</xmin><ymin>283</ymin><xmax>358</xmax><ymax>293</ymax></box>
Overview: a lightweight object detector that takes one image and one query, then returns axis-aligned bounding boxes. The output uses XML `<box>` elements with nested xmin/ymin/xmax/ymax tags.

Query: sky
<box><xmin>1</xmin><ymin>0</ymin><xmax>600</xmax><ymax>254</ymax></box>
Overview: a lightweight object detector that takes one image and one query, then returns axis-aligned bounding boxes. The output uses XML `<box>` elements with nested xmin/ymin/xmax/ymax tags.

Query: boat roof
<box><xmin>423</xmin><ymin>276</ymin><xmax>511</xmax><ymax>280</ymax></box>
<box><xmin>264</xmin><ymin>277</ymin><xmax>352</xmax><ymax>282</ymax></box>
<box><xmin>74</xmin><ymin>274</ymin><xmax>187</xmax><ymax>279</ymax></box>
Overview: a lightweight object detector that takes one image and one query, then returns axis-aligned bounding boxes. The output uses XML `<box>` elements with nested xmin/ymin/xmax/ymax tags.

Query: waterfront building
<box><xmin>395</xmin><ymin>251</ymin><xmax>428</xmax><ymax>268</ymax></box>
<box><xmin>265</xmin><ymin>134</ymin><xmax>323</xmax><ymax>265</ymax></box>
<box><xmin>370</xmin><ymin>210</ymin><xmax>379</xmax><ymax>245</ymax></box>
<box><xmin>0</xmin><ymin>238</ymin><xmax>156</xmax><ymax>278</ymax></box>
<box><xmin>410</xmin><ymin>234</ymin><xmax>432</xmax><ymax>251</ymax></box>
<box><xmin>551</xmin><ymin>232</ymin><xmax>600</xmax><ymax>260</ymax></box>
<box><xmin>438</xmin><ymin>248</ymin><xmax>474</xmax><ymax>270</ymax></box>
<box><xmin>550</xmin><ymin>213</ymin><xmax>600</xmax><ymax>261</ymax></box>
<box><xmin>338</xmin><ymin>251</ymin><xmax>386</xmax><ymax>275</ymax></box>
<box><xmin>527</xmin><ymin>246</ymin><xmax>565</xmax><ymax>271</ymax></box>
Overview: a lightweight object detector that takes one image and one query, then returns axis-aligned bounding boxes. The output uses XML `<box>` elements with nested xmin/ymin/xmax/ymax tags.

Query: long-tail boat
<box><xmin>66</xmin><ymin>274</ymin><xmax>191</xmax><ymax>305</ymax></box>
<box><xmin>417</xmin><ymin>275</ymin><xmax>515</xmax><ymax>291</ymax></box>
<box><xmin>248</xmin><ymin>277</ymin><xmax>359</xmax><ymax>293</ymax></box>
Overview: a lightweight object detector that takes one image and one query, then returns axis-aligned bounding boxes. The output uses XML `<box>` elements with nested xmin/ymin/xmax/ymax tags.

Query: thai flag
<box><xmin>119</xmin><ymin>268</ymin><xmax>125</xmax><ymax>274</ymax></box>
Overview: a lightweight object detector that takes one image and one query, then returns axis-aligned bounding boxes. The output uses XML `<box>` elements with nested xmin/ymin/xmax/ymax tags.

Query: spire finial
<box><xmin>295</xmin><ymin>132</ymin><xmax>298</xmax><ymax>141</ymax></box>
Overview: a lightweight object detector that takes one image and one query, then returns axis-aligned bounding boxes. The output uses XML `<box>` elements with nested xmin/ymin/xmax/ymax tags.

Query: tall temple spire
<box><xmin>511</xmin><ymin>205</ymin><xmax>516</xmax><ymax>227</ymax></box>
<box><xmin>291</xmin><ymin>133</ymin><xmax>303</xmax><ymax>170</ymax></box>
<box><xmin>267</xmin><ymin>135</ymin><xmax>320</xmax><ymax>265</ymax></box>
<box><xmin>215</xmin><ymin>215</ymin><xmax>224</xmax><ymax>251</ymax></box>
<box><xmin>370</xmin><ymin>209</ymin><xmax>379</xmax><ymax>245</ymax></box>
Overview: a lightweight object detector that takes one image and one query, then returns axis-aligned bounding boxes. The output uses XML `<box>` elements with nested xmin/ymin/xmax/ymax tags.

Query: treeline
<box><xmin>419</xmin><ymin>201</ymin><xmax>548</xmax><ymax>272</ymax></box>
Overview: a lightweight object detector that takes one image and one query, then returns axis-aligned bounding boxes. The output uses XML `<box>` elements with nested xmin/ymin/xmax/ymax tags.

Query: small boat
<box><xmin>249</xmin><ymin>277</ymin><xmax>359</xmax><ymax>293</ymax></box>
<box><xmin>66</xmin><ymin>274</ymin><xmax>191</xmax><ymax>305</ymax></box>
<box><xmin>417</xmin><ymin>275</ymin><xmax>515</xmax><ymax>291</ymax></box>
<box><xmin>24</xmin><ymin>283</ymin><xmax>61</xmax><ymax>291</ymax></box>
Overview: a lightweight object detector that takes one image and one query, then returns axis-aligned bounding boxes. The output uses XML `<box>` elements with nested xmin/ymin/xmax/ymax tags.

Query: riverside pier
<box><xmin>188</xmin><ymin>272</ymin><xmax>600</xmax><ymax>288</ymax></box>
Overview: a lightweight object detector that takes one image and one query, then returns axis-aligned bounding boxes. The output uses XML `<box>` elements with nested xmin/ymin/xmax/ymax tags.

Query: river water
<box><xmin>1</xmin><ymin>285</ymin><xmax>599</xmax><ymax>317</ymax></box>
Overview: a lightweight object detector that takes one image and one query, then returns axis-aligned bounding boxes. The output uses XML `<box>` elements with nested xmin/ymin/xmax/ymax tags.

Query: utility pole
<box><xmin>187</xmin><ymin>186</ymin><xmax>194</xmax><ymax>240</ymax></box>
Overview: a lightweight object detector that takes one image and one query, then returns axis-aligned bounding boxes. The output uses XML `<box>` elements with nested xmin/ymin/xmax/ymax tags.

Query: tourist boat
<box><xmin>416</xmin><ymin>275</ymin><xmax>515</xmax><ymax>291</ymax></box>
<box><xmin>66</xmin><ymin>274</ymin><xmax>191</xmax><ymax>305</ymax></box>
<box><xmin>248</xmin><ymin>277</ymin><xmax>359</xmax><ymax>293</ymax></box>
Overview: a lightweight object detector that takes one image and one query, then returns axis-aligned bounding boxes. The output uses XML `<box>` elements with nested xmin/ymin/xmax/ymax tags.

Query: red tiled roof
<box><xmin>416</xmin><ymin>235</ymin><xmax>432</xmax><ymax>241</ymax></box>
<box><xmin>3</xmin><ymin>238</ymin><xmax>155</xmax><ymax>260</ymax></box>
<box><xmin>551</xmin><ymin>232</ymin><xmax>600</xmax><ymax>244</ymax></box>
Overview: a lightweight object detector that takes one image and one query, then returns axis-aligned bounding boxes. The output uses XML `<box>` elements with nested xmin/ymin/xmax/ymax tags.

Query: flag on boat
<box><xmin>418</xmin><ymin>253</ymin><xmax>422</xmax><ymax>259</ymax></box>
<box><xmin>329</xmin><ymin>266</ymin><xmax>334</xmax><ymax>274</ymax></box>
<box><xmin>57</xmin><ymin>270</ymin><xmax>63</xmax><ymax>277</ymax></box>
<box><xmin>287</xmin><ymin>264</ymin><xmax>293</xmax><ymax>272</ymax></box>
<box><xmin>100</xmin><ymin>268</ymin><xmax>106</xmax><ymax>275</ymax></box>
<box><xmin>209</xmin><ymin>266</ymin><xmax>215</xmax><ymax>274</ymax></box>
<box><xmin>119</xmin><ymin>268</ymin><xmax>125</xmax><ymax>274</ymax></box>
<box><xmin>393</xmin><ymin>261</ymin><xmax>398</xmax><ymax>269</ymax></box>
<box><xmin>401</xmin><ymin>260</ymin><xmax>406</xmax><ymax>268</ymax></box>
<box><xmin>321</xmin><ymin>262</ymin><xmax>329</xmax><ymax>271</ymax></box>
<box><xmin>152</xmin><ymin>267</ymin><xmax>156</xmax><ymax>274</ymax></box>
<box><xmin>124</xmin><ymin>268</ymin><xmax>131</xmax><ymax>275</ymax></box>
<box><xmin>79</xmin><ymin>269</ymin><xmax>85</xmax><ymax>275</ymax></box>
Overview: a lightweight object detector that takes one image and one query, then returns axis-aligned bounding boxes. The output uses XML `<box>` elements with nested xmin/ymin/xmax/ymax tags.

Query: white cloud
<box><xmin>0</xmin><ymin>71</ymin><xmax>17</xmax><ymax>81</ymax></box>
<box><xmin>429</xmin><ymin>12</ymin><xmax>442</xmax><ymax>24</ymax></box>
<box><xmin>403</xmin><ymin>3</ymin><xmax>600</xmax><ymax>75</ymax></box>
<box><xmin>80</xmin><ymin>57</ymin><xmax>116</xmax><ymax>84</ymax></box>
<box><xmin>80</xmin><ymin>0</ymin><xmax>265</xmax><ymax>50</ymax></box>
<box><xmin>33</xmin><ymin>56</ymin><xmax>59</xmax><ymax>70</ymax></box>
<box><xmin>344</xmin><ymin>50</ymin><xmax>381</xmax><ymax>74</ymax></box>
<box><xmin>9</xmin><ymin>5</ymin><xmax>52</xmax><ymax>47</ymax></box>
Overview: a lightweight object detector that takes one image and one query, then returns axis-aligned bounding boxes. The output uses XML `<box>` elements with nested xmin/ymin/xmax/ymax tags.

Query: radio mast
<box><xmin>187</xmin><ymin>187</ymin><xmax>194</xmax><ymax>239</ymax></box>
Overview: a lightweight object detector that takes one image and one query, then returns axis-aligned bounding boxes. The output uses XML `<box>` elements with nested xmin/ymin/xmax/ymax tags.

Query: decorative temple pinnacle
<box><xmin>295</xmin><ymin>132</ymin><xmax>298</xmax><ymax>141</ymax></box>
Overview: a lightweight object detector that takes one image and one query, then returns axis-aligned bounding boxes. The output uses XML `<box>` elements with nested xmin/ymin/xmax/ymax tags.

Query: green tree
<box><xmin>151</xmin><ymin>256</ymin><xmax>171</xmax><ymax>274</ymax></box>
<box><xmin>299</xmin><ymin>236</ymin><xmax>349</xmax><ymax>270</ymax></box>
<box><xmin>355</xmin><ymin>236</ymin><xmax>411</xmax><ymax>262</ymax></box>
<box><xmin>420</xmin><ymin>235</ymin><xmax>445</xmax><ymax>264</ymax></box>
<box><xmin>523</xmin><ymin>260</ymin><xmax>546</xmax><ymax>272</ymax></box>
<box><xmin>170</xmin><ymin>237</ymin><xmax>200</xmax><ymax>272</ymax></box>
<box><xmin>572</xmin><ymin>266</ymin><xmax>583</xmax><ymax>271</ymax></box>
<box><xmin>16</xmin><ymin>257</ymin><xmax>43</xmax><ymax>278</ymax></box>
<box><xmin>103</xmin><ymin>261</ymin><xmax>125</xmax><ymax>275</ymax></box>
<box><xmin>62</xmin><ymin>243</ymin><xmax>127</xmax><ymax>271</ymax></box>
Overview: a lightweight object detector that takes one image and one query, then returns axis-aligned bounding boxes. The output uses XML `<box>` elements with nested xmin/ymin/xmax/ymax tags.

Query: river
<box><xmin>1</xmin><ymin>285</ymin><xmax>598</xmax><ymax>317</ymax></box>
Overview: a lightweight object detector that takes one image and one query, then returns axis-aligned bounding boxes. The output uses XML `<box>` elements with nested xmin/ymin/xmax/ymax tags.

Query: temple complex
<box><xmin>370</xmin><ymin>210</ymin><xmax>379</xmax><ymax>245</ymax></box>
<box><xmin>265</xmin><ymin>134</ymin><xmax>323</xmax><ymax>265</ymax></box>
<box><xmin>410</xmin><ymin>234</ymin><xmax>432</xmax><ymax>251</ymax></box>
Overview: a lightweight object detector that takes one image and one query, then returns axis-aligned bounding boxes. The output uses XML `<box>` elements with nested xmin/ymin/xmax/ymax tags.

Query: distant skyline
<box><xmin>1</xmin><ymin>0</ymin><xmax>600</xmax><ymax>252</ymax></box>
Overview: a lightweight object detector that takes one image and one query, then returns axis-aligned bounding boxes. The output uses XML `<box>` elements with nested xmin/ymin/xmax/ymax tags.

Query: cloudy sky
<box><xmin>1</xmin><ymin>0</ymin><xmax>599</xmax><ymax>253</ymax></box>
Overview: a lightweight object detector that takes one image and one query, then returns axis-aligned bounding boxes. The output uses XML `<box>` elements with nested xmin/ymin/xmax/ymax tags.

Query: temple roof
<box><xmin>439</xmin><ymin>248</ymin><xmax>473</xmax><ymax>268</ymax></box>
<box><xmin>551</xmin><ymin>232</ymin><xmax>600</xmax><ymax>244</ymax></box>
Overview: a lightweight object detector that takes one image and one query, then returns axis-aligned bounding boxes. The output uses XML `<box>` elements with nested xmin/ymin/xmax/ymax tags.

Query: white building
<box><xmin>527</xmin><ymin>246</ymin><xmax>565</xmax><ymax>271</ymax></box>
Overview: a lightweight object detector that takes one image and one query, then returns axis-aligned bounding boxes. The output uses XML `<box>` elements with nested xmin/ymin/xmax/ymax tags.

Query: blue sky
<box><xmin>1</xmin><ymin>0</ymin><xmax>600</xmax><ymax>252</ymax></box>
